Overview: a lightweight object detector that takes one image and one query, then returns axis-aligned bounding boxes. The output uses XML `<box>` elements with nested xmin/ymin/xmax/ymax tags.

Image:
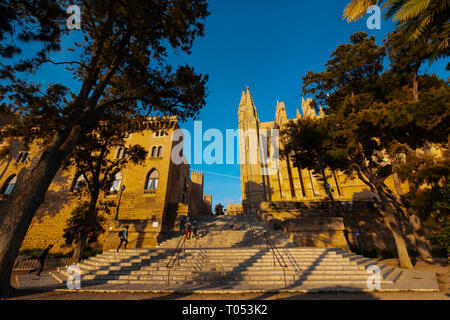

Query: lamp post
<box><xmin>114</xmin><ymin>185</ymin><xmax>125</xmax><ymax>220</ymax></box>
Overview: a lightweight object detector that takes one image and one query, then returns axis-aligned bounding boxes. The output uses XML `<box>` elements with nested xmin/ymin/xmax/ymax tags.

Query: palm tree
<box><xmin>343</xmin><ymin>0</ymin><xmax>449</xmax><ymax>57</ymax></box>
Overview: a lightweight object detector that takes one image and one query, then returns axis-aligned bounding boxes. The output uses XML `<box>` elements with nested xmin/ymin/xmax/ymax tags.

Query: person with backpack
<box><xmin>28</xmin><ymin>244</ymin><xmax>53</xmax><ymax>277</ymax></box>
<box><xmin>192</xmin><ymin>219</ymin><xmax>199</xmax><ymax>239</ymax></box>
<box><xmin>117</xmin><ymin>225</ymin><xmax>129</xmax><ymax>252</ymax></box>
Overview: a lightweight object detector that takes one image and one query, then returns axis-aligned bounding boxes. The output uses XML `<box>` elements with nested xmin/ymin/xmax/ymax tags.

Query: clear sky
<box><xmin>10</xmin><ymin>1</ymin><xmax>449</xmax><ymax>210</ymax></box>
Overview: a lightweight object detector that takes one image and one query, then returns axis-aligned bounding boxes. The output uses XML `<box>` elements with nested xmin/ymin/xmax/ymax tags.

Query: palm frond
<box><xmin>392</xmin><ymin>0</ymin><xmax>432</xmax><ymax>21</ymax></box>
<box><xmin>343</xmin><ymin>0</ymin><xmax>380</xmax><ymax>22</ymax></box>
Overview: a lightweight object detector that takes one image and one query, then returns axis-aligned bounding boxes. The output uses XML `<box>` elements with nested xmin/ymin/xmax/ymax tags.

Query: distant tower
<box><xmin>238</xmin><ymin>86</ymin><xmax>266</xmax><ymax>214</ymax></box>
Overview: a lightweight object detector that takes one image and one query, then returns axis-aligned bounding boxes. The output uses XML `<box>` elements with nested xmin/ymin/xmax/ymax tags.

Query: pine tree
<box><xmin>0</xmin><ymin>0</ymin><xmax>209</xmax><ymax>297</ymax></box>
<box><xmin>302</xmin><ymin>32</ymin><xmax>415</xmax><ymax>268</ymax></box>
<box><xmin>61</xmin><ymin>111</ymin><xmax>150</xmax><ymax>261</ymax></box>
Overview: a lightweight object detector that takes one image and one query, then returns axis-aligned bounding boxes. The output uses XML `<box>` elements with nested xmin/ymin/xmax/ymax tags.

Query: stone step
<box><xmin>77</xmin><ymin>273</ymin><xmax>392</xmax><ymax>282</ymax></box>
<box><xmin>73</xmin><ymin>279</ymin><xmax>393</xmax><ymax>287</ymax></box>
<box><xmin>70</xmin><ymin>262</ymin><xmax>389</xmax><ymax>276</ymax></box>
<box><xmin>83</xmin><ymin>268</ymin><xmax>380</xmax><ymax>277</ymax></box>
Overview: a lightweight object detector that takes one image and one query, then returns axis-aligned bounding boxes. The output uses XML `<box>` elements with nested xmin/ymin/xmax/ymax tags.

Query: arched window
<box><xmin>145</xmin><ymin>169</ymin><xmax>159</xmax><ymax>190</ymax></box>
<box><xmin>151</xmin><ymin>146</ymin><xmax>157</xmax><ymax>158</ymax></box>
<box><xmin>71</xmin><ymin>174</ymin><xmax>86</xmax><ymax>193</ymax></box>
<box><xmin>157</xmin><ymin>146</ymin><xmax>162</xmax><ymax>157</ymax></box>
<box><xmin>116</xmin><ymin>148</ymin><xmax>124</xmax><ymax>159</ymax></box>
<box><xmin>116</xmin><ymin>148</ymin><xmax>128</xmax><ymax>159</ymax></box>
<box><xmin>110</xmin><ymin>172</ymin><xmax>122</xmax><ymax>192</ymax></box>
<box><xmin>1</xmin><ymin>175</ymin><xmax>17</xmax><ymax>195</ymax></box>
<box><xmin>15</xmin><ymin>151</ymin><xmax>29</xmax><ymax>164</ymax></box>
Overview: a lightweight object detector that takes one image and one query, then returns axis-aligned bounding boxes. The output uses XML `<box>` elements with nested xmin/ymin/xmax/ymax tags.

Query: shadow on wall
<box><xmin>339</xmin><ymin>191</ymin><xmax>397</xmax><ymax>254</ymax></box>
<box><xmin>32</xmin><ymin>169</ymin><xmax>77</xmax><ymax>221</ymax></box>
<box><xmin>243</xmin><ymin>181</ymin><xmax>273</xmax><ymax>214</ymax></box>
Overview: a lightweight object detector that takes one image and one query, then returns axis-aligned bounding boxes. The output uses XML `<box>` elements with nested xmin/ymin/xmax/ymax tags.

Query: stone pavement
<box><xmin>12</xmin><ymin>215</ymin><xmax>446</xmax><ymax>296</ymax></box>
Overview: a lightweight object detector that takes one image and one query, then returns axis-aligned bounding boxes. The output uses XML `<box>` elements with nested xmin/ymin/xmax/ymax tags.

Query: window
<box><xmin>110</xmin><ymin>172</ymin><xmax>122</xmax><ymax>192</ymax></box>
<box><xmin>155</xmin><ymin>130</ymin><xmax>168</xmax><ymax>137</ymax></box>
<box><xmin>151</xmin><ymin>146</ymin><xmax>157</xmax><ymax>158</ymax></box>
<box><xmin>1</xmin><ymin>175</ymin><xmax>17</xmax><ymax>195</ymax></box>
<box><xmin>71</xmin><ymin>174</ymin><xmax>86</xmax><ymax>193</ymax></box>
<box><xmin>116</xmin><ymin>148</ymin><xmax>128</xmax><ymax>159</ymax></box>
<box><xmin>157</xmin><ymin>146</ymin><xmax>163</xmax><ymax>157</ymax></box>
<box><xmin>145</xmin><ymin>169</ymin><xmax>159</xmax><ymax>190</ymax></box>
<box><xmin>15</xmin><ymin>151</ymin><xmax>29</xmax><ymax>164</ymax></box>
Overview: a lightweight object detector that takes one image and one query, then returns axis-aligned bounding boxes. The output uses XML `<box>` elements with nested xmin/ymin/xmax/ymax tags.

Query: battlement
<box><xmin>190</xmin><ymin>171</ymin><xmax>204</xmax><ymax>184</ymax></box>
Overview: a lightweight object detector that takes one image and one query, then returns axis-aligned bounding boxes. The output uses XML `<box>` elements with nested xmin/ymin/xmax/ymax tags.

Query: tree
<box><xmin>343</xmin><ymin>0</ymin><xmax>449</xmax><ymax>60</ymax></box>
<box><xmin>62</xmin><ymin>110</ymin><xmax>149</xmax><ymax>261</ymax></box>
<box><xmin>385</xmin><ymin>29</ymin><xmax>437</xmax><ymax>102</ymax></box>
<box><xmin>302</xmin><ymin>32</ymin><xmax>415</xmax><ymax>268</ymax></box>
<box><xmin>281</xmin><ymin>117</ymin><xmax>343</xmax><ymax>217</ymax></box>
<box><xmin>214</xmin><ymin>203</ymin><xmax>224</xmax><ymax>216</ymax></box>
<box><xmin>63</xmin><ymin>201</ymin><xmax>108</xmax><ymax>260</ymax></box>
<box><xmin>0</xmin><ymin>0</ymin><xmax>209</xmax><ymax>297</ymax></box>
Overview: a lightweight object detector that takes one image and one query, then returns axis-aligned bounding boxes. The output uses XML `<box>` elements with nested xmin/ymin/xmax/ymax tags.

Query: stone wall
<box><xmin>0</xmin><ymin>118</ymin><xmax>210</xmax><ymax>254</ymax></box>
<box><xmin>257</xmin><ymin>200</ymin><xmax>410</xmax><ymax>253</ymax></box>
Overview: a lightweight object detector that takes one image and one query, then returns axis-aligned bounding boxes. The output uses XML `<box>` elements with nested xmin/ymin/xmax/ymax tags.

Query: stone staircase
<box><xmin>157</xmin><ymin>215</ymin><xmax>293</xmax><ymax>248</ymax></box>
<box><xmin>49</xmin><ymin>215</ymin><xmax>406</xmax><ymax>291</ymax></box>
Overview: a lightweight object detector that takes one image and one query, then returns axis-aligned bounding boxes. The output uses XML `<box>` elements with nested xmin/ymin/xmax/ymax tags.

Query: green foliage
<box><xmin>299</xmin><ymin>30</ymin><xmax>448</xmax><ymax>264</ymax></box>
<box><xmin>408</xmin><ymin>177</ymin><xmax>450</xmax><ymax>256</ymax></box>
<box><xmin>81</xmin><ymin>246</ymin><xmax>103</xmax><ymax>259</ymax></box>
<box><xmin>63</xmin><ymin>201</ymin><xmax>107</xmax><ymax>247</ymax></box>
<box><xmin>1</xmin><ymin>0</ymin><xmax>210</xmax><ymax>147</ymax></box>
<box><xmin>214</xmin><ymin>203</ymin><xmax>224</xmax><ymax>215</ymax></box>
<box><xmin>344</xmin><ymin>0</ymin><xmax>449</xmax><ymax>60</ymax></box>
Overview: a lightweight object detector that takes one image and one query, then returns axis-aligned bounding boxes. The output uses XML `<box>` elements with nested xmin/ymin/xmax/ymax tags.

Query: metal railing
<box><xmin>166</xmin><ymin>233</ymin><xmax>187</xmax><ymax>285</ymax></box>
<box><xmin>13</xmin><ymin>257</ymin><xmax>76</xmax><ymax>270</ymax></box>
<box><xmin>264</xmin><ymin>232</ymin><xmax>288</xmax><ymax>286</ymax></box>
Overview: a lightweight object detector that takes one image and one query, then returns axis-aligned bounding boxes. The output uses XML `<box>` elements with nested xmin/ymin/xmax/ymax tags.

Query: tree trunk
<box><xmin>72</xmin><ymin>190</ymin><xmax>100</xmax><ymax>262</ymax></box>
<box><xmin>412</xmin><ymin>72</ymin><xmax>419</xmax><ymax>102</ymax></box>
<box><xmin>71</xmin><ymin>233</ymin><xmax>88</xmax><ymax>262</ymax></box>
<box><xmin>372</xmin><ymin>179</ymin><xmax>414</xmax><ymax>269</ymax></box>
<box><xmin>390</xmin><ymin>159</ymin><xmax>405</xmax><ymax>198</ymax></box>
<box><xmin>317</xmin><ymin>153</ymin><xmax>337</xmax><ymax>217</ymax></box>
<box><xmin>0</xmin><ymin>127</ymin><xmax>81</xmax><ymax>297</ymax></box>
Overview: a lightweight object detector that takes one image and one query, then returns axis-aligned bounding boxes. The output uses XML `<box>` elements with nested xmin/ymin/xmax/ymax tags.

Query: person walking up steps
<box><xmin>117</xmin><ymin>225</ymin><xmax>129</xmax><ymax>251</ymax></box>
<box><xmin>185</xmin><ymin>219</ymin><xmax>192</xmax><ymax>239</ymax></box>
<box><xmin>192</xmin><ymin>219</ymin><xmax>199</xmax><ymax>239</ymax></box>
<box><xmin>28</xmin><ymin>244</ymin><xmax>53</xmax><ymax>277</ymax></box>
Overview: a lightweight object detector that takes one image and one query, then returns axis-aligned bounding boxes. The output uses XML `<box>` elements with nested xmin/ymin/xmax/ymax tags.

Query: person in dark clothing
<box><xmin>192</xmin><ymin>219</ymin><xmax>198</xmax><ymax>239</ymax></box>
<box><xmin>185</xmin><ymin>219</ymin><xmax>192</xmax><ymax>239</ymax></box>
<box><xmin>117</xmin><ymin>225</ymin><xmax>129</xmax><ymax>252</ymax></box>
<box><xmin>28</xmin><ymin>244</ymin><xmax>54</xmax><ymax>277</ymax></box>
<box><xmin>230</xmin><ymin>217</ymin><xmax>235</xmax><ymax>230</ymax></box>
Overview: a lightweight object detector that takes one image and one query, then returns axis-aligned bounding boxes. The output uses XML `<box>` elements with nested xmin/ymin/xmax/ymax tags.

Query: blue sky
<box><xmin>9</xmin><ymin>1</ymin><xmax>449</xmax><ymax>210</ymax></box>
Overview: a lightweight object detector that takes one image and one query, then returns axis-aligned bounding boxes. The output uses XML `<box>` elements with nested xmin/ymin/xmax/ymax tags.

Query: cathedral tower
<box><xmin>238</xmin><ymin>87</ymin><xmax>267</xmax><ymax>214</ymax></box>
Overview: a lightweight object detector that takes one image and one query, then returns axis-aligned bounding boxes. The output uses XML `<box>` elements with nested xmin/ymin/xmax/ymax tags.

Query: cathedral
<box><xmin>235</xmin><ymin>87</ymin><xmax>395</xmax><ymax>215</ymax></box>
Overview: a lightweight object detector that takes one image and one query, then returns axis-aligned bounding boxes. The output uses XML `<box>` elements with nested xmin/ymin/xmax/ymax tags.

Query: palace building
<box><xmin>0</xmin><ymin>115</ymin><xmax>212</xmax><ymax>253</ymax></box>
